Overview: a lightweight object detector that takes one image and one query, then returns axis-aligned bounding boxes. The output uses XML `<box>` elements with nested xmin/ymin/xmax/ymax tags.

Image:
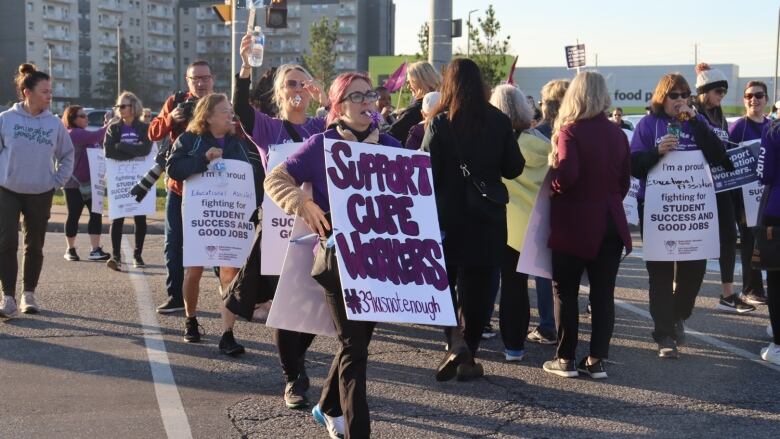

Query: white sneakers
<box><xmin>324</xmin><ymin>412</ymin><xmax>345</xmax><ymax>439</ymax></box>
<box><xmin>0</xmin><ymin>295</ymin><xmax>18</xmax><ymax>318</ymax></box>
<box><xmin>20</xmin><ymin>291</ymin><xmax>38</xmax><ymax>314</ymax></box>
<box><xmin>760</xmin><ymin>343</ymin><xmax>780</xmax><ymax>366</ymax></box>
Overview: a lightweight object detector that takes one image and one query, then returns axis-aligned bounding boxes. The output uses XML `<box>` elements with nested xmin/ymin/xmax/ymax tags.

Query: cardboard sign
<box><xmin>182</xmin><ymin>159</ymin><xmax>256</xmax><ymax>268</ymax></box>
<box><xmin>624</xmin><ymin>177</ymin><xmax>641</xmax><ymax>226</ymax></box>
<box><xmin>643</xmin><ymin>150</ymin><xmax>720</xmax><ymax>261</ymax></box>
<box><xmin>323</xmin><ymin>139</ymin><xmax>456</xmax><ymax>326</ymax></box>
<box><xmin>105</xmin><ymin>144</ymin><xmax>158</xmax><ymax>220</ymax></box>
<box><xmin>86</xmin><ymin>147</ymin><xmax>106</xmax><ymax>214</ymax></box>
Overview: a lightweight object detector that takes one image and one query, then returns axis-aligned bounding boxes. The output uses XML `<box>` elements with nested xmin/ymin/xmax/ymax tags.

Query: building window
<box><xmin>183</xmin><ymin>41</ymin><xmax>189</xmax><ymax>49</ymax></box>
<box><xmin>28</xmin><ymin>22</ymin><xmax>34</xmax><ymax>31</ymax></box>
<box><xmin>27</xmin><ymin>2</ymin><xmax>33</xmax><ymax>12</ymax></box>
<box><xmin>183</xmin><ymin>57</ymin><xmax>190</xmax><ymax>64</ymax></box>
<box><xmin>28</xmin><ymin>41</ymin><xmax>35</xmax><ymax>50</ymax></box>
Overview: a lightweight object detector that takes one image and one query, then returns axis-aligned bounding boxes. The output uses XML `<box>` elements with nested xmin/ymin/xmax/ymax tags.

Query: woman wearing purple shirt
<box><xmin>631</xmin><ymin>73</ymin><xmax>733</xmax><ymax>359</ymax></box>
<box><xmin>265</xmin><ymin>72</ymin><xmax>402</xmax><ymax>439</ymax></box>
<box><xmin>729</xmin><ymin>80</ymin><xmax>771</xmax><ymax>306</ymax></box>
<box><xmin>61</xmin><ymin>105</ymin><xmax>110</xmax><ymax>262</ymax></box>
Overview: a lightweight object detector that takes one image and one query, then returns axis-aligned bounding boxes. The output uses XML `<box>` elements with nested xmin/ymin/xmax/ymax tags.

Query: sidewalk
<box><xmin>46</xmin><ymin>204</ymin><xmax>165</xmax><ymax>235</ymax></box>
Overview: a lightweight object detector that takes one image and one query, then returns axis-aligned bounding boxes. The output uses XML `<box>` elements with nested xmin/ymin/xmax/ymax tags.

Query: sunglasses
<box><xmin>713</xmin><ymin>87</ymin><xmax>728</xmax><ymax>96</ymax></box>
<box><xmin>285</xmin><ymin>79</ymin><xmax>307</xmax><ymax>89</ymax></box>
<box><xmin>339</xmin><ymin>90</ymin><xmax>380</xmax><ymax>104</ymax></box>
<box><xmin>667</xmin><ymin>91</ymin><xmax>691</xmax><ymax>100</ymax></box>
<box><xmin>114</xmin><ymin>104</ymin><xmax>131</xmax><ymax>109</ymax></box>
<box><xmin>744</xmin><ymin>92</ymin><xmax>766</xmax><ymax>100</ymax></box>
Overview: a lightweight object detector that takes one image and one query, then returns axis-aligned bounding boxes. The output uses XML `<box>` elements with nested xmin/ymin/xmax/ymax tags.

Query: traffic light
<box><xmin>212</xmin><ymin>2</ymin><xmax>231</xmax><ymax>23</ymax></box>
<box><xmin>266</xmin><ymin>0</ymin><xmax>287</xmax><ymax>29</ymax></box>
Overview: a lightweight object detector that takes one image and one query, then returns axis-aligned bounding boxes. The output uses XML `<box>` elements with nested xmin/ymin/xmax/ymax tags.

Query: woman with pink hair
<box><xmin>264</xmin><ymin>72</ymin><xmax>403</xmax><ymax>439</ymax></box>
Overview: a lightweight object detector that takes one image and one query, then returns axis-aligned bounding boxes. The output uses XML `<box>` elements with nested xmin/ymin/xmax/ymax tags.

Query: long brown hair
<box><xmin>433</xmin><ymin>58</ymin><xmax>487</xmax><ymax>134</ymax></box>
<box><xmin>649</xmin><ymin>73</ymin><xmax>690</xmax><ymax>116</ymax></box>
<box><xmin>186</xmin><ymin>93</ymin><xmax>229</xmax><ymax>135</ymax></box>
<box><xmin>61</xmin><ymin>105</ymin><xmax>84</xmax><ymax>128</ymax></box>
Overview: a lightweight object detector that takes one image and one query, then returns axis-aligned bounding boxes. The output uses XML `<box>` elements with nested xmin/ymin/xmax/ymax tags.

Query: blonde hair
<box><xmin>549</xmin><ymin>72</ymin><xmax>611</xmax><ymax>167</ymax></box>
<box><xmin>114</xmin><ymin>91</ymin><xmax>143</xmax><ymax>119</ymax></box>
<box><xmin>489</xmin><ymin>84</ymin><xmax>533</xmax><ymax>132</ymax></box>
<box><xmin>273</xmin><ymin>64</ymin><xmax>314</xmax><ymax>120</ymax></box>
<box><xmin>540</xmin><ymin>79</ymin><xmax>570</xmax><ymax>124</ymax></box>
<box><xmin>407</xmin><ymin>61</ymin><xmax>441</xmax><ymax>95</ymax></box>
<box><xmin>186</xmin><ymin>93</ymin><xmax>229</xmax><ymax>135</ymax></box>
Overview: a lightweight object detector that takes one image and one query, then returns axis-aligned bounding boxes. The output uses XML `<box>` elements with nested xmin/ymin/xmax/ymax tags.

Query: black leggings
<box><xmin>763</xmin><ymin>215</ymin><xmax>780</xmax><ymax>345</ymax></box>
<box><xmin>110</xmin><ymin>216</ymin><xmax>147</xmax><ymax>258</ymax></box>
<box><xmin>716</xmin><ymin>190</ymin><xmax>737</xmax><ymax>284</ymax></box>
<box><xmin>63</xmin><ymin>188</ymin><xmax>102</xmax><ymax>238</ymax></box>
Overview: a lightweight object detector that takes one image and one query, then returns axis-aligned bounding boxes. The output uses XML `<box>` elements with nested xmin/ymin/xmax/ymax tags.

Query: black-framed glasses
<box><xmin>339</xmin><ymin>90</ymin><xmax>379</xmax><ymax>104</ymax></box>
<box><xmin>667</xmin><ymin>91</ymin><xmax>691</xmax><ymax>100</ymax></box>
<box><xmin>745</xmin><ymin>92</ymin><xmax>766</xmax><ymax>100</ymax></box>
<box><xmin>114</xmin><ymin>104</ymin><xmax>131</xmax><ymax>109</ymax></box>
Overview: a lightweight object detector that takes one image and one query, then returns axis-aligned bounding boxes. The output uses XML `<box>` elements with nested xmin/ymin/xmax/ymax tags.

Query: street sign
<box><xmin>565</xmin><ymin>44</ymin><xmax>586</xmax><ymax>70</ymax></box>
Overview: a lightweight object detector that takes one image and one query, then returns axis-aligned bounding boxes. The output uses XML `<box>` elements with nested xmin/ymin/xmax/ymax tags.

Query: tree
<box><xmin>302</xmin><ymin>16</ymin><xmax>338</xmax><ymax>88</ymax></box>
<box><xmin>95</xmin><ymin>38</ymin><xmax>144</xmax><ymax>106</ymax></box>
<box><xmin>468</xmin><ymin>5</ymin><xmax>511</xmax><ymax>86</ymax></box>
<box><xmin>417</xmin><ymin>22</ymin><xmax>429</xmax><ymax>60</ymax></box>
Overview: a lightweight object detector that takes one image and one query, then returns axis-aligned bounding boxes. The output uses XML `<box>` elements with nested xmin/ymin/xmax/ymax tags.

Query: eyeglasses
<box><xmin>114</xmin><ymin>104</ymin><xmax>131</xmax><ymax>109</ymax></box>
<box><xmin>285</xmin><ymin>79</ymin><xmax>306</xmax><ymax>89</ymax></box>
<box><xmin>339</xmin><ymin>90</ymin><xmax>380</xmax><ymax>104</ymax></box>
<box><xmin>745</xmin><ymin>92</ymin><xmax>766</xmax><ymax>100</ymax></box>
<box><xmin>187</xmin><ymin>75</ymin><xmax>213</xmax><ymax>83</ymax></box>
<box><xmin>667</xmin><ymin>91</ymin><xmax>691</xmax><ymax>100</ymax></box>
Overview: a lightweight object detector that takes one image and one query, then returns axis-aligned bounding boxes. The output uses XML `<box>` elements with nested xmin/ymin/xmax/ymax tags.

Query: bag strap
<box><xmin>282</xmin><ymin>120</ymin><xmax>303</xmax><ymax>143</ymax></box>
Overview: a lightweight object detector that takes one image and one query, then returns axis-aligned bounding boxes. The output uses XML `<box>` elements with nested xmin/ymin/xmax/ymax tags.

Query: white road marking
<box><xmin>122</xmin><ymin>238</ymin><xmax>193</xmax><ymax>439</ymax></box>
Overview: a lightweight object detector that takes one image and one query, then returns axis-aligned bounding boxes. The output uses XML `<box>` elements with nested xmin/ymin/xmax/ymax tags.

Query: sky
<box><xmin>393</xmin><ymin>0</ymin><xmax>779</xmax><ymax>77</ymax></box>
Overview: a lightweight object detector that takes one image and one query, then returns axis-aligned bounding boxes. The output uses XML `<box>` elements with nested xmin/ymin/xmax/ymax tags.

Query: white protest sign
<box><xmin>517</xmin><ymin>172</ymin><xmax>553</xmax><ymax>278</ymax></box>
<box><xmin>266</xmin><ymin>217</ymin><xmax>337</xmax><ymax>337</ymax></box>
<box><xmin>260</xmin><ymin>143</ymin><xmax>305</xmax><ymax>275</ymax></box>
<box><xmin>105</xmin><ymin>143</ymin><xmax>157</xmax><ymax>220</ymax></box>
<box><xmin>182</xmin><ymin>159</ymin><xmax>256</xmax><ymax>268</ymax></box>
<box><xmin>741</xmin><ymin>140</ymin><xmax>763</xmax><ymax>227</ymax></box>
<box><xmin>86</xmin><ymin>148</ymin><xmax>106</xmax><ymax>215</ymax></box>
<box><xmin>324</xmin><ymin>139</ymin><xmax>456</xmax><ymax>326</ymax></box>
<box><xmin>643</xmin><ymin>150</ymin><xmax>720</xmax><ymax>261</ymax></box>
<box><xmin>623</xmin><ymin>178</ymin><xmax>641</xmax><ymax>226</ymax></box>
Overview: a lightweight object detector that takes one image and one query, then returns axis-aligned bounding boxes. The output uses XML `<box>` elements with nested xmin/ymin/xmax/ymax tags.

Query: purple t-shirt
<box><xmin>66</xmin><ymin>127</ymin><xmax>106</xmax><ymax>188</ymax></box>
<box><xmin>214</xmin><ymin>136</ymin><xmax>226</xmax><ymax>149</ymax></box>
<box><xmin>121</xmin><ymin>124</ymin><xmax>140</xmax><ymax>144</ymax></box>
<box><xmin>284</xmin><ymin>128</ymin><xmax>404</xmax><ymax>212</ymax></box>
<box><xmin>729</xmin><ymin>116</ymin><xmax>769</xmax><ymax>144</ymax></box>
<box><xmin>251</xmin><ymin>111</ymin><xmax>326</xmax><ymax>170</ymax></box>
<box><xmin>759</xmin><ymin>122</ymin><xmax>780</xmax><ymax>216</ymax></box>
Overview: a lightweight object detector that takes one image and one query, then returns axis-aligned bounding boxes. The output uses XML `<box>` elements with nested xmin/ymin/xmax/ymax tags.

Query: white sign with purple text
<box><xmin>86</xmin><ymin>147</ymin><xmax>106</xmax><ymax>215</ymax></box>
<box><xmin>741</xmin><ymin>140</ymin><xmax>763</xmax><ymax>227</ymax></box>
<box><xmin>105</xmin><ymin>144</ymin><xmax>157</xmax><ymax>220</ymax></box>
<box><xmin>324</xmin><ymin>139</ymin><xmax>456</xmax><ymax>326</ymax></box>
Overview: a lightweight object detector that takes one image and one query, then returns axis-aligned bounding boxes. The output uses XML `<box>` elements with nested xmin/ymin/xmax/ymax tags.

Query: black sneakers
<box><xmin>156</xmin><ymin>297</ymin><xmax>185</xmax><ymax>314</ymax></box>
<box><xmin>577</xmin><ymin>358</ymin><xmax>607</xmax><ymax>379</ymax></box>
<box><xmin>64</xmin><ymin>248</ymin><xmax>79</xmax><ymax>261</ymax></box>
<box><xmin>284</xmin><ymin>376</ymin><xmax>310</xmax><ymax>409</ymax></box>
<box><xmin>716</xmin><ymin>294</ymin><xmax>756</xmax><ymax>314</ymax></box>
<box><xmin>672</xmin><ymin>320</ymin><xmax>686</xmax><ymax>346</ymax></box>
<box><xmin>183</xmin><ymin>317</ymin><xmax>201</xmax><ymax>343</ymax></box>
<box><xmin>106</xmin><ymin>256</ymin><xmax>121</xmax><ymax>272</ymax></box>
<box><xmin>657</xmin><ymin>337</ymin><xmax>678</xmax><ymax>359</ymax></box>
<box><xmin>88</xmin><ymin>247</ymin><xmax>110</xmax><ymax>261</ymax></box>
<box><xmin>542</xmin><ymin>358</ymin><xmax>578</xmax><ymax>378</ymax></box>
<box><xmin>219</xmin><ymin>330</ymin><xmax>245</xmax><ymax>357</ymax></box>
<box><xmin>133</xmin><ymin>251</ymin><xmax>146</xmax><ymax>268</ymax></box>
<box><xmin>456</xmin><ymin>361</ymin><xmax>485</xmax><ymax>381</ymax></box>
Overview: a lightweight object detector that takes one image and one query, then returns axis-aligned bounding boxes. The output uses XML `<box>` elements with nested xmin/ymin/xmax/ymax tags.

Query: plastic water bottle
<box><xmin>213</xmin><ymin>159</ymin><xmax>228</xmax><ymax>187</ymax></box>
<box><xmin>248</xmin><ymin>26</ymin><xmax>265</xmax><ymax>67</ymax></box>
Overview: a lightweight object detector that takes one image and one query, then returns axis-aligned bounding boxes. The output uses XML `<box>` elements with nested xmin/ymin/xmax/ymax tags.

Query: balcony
<box><xmin>42</xmin><ymin>10</ymin><xmax>72</xmax><ymax>23</ymax></box>
<box><xmin>98</xmin><ymin>0</ymin><xmax>124</xmax><ymax>12</ymax></box>
<box><xmin>98</xmin><ymin>18</ymin><xmax>121</xmax><ymax>29</ymax></box>
<box><xmin>338</xmin><ymin>8</ymin><xmax>356</xmax><ymax>17</ymax></box>
<box><xmin>197</xmin><ymin>25</ymin><xmax>229</xmax><ymax>38</ymax></box>
<box><xmin>338</xmin><ymin>26</ymin><xmax>356</xmax><ymax>35</ymax></box>
<box><xmin>52</xmin><ymin>68</ymin><xmax>73</xmax><ymax>79</ymax></box>
<box><xmin>99</xmin><ymin>37</ymin><xmax>116</xmax><ymax>47</ymax></box>
<box><xmin>147</xmin><ymin>25</ymin><xmax>174</xmax><ymax>36</ymax></box>
<box><xmin>44</xmin><ymin>32</ymin><xmax>72</xmax><ymax>42</ymax></box>
<box><xmin>47</xmin><ymin>0</ymin><xmax>74</xmax><ymax>4</ymax></box>
<box><xmin>336</xmin><ymin>43</ymin><xmax>356</xmax><ymax>53</ymax></box>
<box><xmin>148</xmin><ymin>60</ymin><xmax>174</xmax><ymax>70</ymax></box>
<box><xmin>148</xmin><ymin>42</ymin><xmax>175</xmax><ymax>53</ymax></box>
<box><xmin>147</xmin><ymin>6</ymin><xmax>169</xmax><ymax>19</ymax></box>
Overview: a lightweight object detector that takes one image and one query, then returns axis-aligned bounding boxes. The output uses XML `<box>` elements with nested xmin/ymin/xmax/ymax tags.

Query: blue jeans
<box><xmin>164</xmin><ymin>191</ymin><xmax>183</xmax><ymax>300</ymax></box>
<box><xmin>534</xmin><ymin>277</ymin><xmax>556</xmax><ymax>334</ymax></box>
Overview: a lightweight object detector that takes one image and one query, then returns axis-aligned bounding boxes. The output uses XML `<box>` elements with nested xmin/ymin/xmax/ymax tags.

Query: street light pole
<box><xmin>117</xmin><ymin>20</ymin><xmax>122</xmax><ymax>96</ymax></box>
<box><xmin>47</xmin><ymin>44</ymin><xmax>53</xmax><ymax>77</ymax></box>
<box><xmin>467</xmin><ymin>9</ymin><xmax>478</xmax><ymax>57</ymax></box>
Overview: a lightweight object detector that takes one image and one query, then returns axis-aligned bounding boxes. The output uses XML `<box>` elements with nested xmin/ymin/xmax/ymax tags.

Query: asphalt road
<box><xmin>1</xmin><ymin>232</ymin><xmax>779</xmax><ymax>438</ymax></box>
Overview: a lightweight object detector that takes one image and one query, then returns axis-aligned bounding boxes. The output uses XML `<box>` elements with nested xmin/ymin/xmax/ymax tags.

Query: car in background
<box><xmin>622</xmin><ymin>114</ymin><xmax>645</xmax><ymax>130</ymax></box>
<box><xmin>84</xmin><ymin>108</ymin><xmax>113</xmax><ymax>131</ymax></box>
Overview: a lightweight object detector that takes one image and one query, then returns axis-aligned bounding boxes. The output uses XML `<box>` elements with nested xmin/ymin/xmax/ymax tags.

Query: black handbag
<box><xmin>310</xmin><ymin>212</ymin><xmax>343</xmax><ymax>293</ymax></box>
<box><xmin>451</xmin><ymin>136</ymin><xmax>508</xmax><ymax>221</ymax></box>
<box><xmin>223</xmin><ymin>229</ymin><xmax>278</xmax><ymax>321</ymax></box>
<box><xmin>752</xmin><ymin>184</ymin><xmax>780</xmax><ymax>271</ymax></box>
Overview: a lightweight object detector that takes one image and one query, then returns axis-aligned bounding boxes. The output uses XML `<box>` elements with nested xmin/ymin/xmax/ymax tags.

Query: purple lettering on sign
<box><xmin>346</xmin><ymin>193</ymin><xmax>419</xmax><ymax>236</ymax></box>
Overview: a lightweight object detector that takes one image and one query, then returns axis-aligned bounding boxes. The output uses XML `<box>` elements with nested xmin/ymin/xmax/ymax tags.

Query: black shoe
<box><xmin>543</xmin><ymin>358</ymin><xmax>579</xmax><ymax>378</ymax></box>
<box><xmin>219</xmin><ymin>330</ymin><xmax>245</xmax><ymax>356</ymax></box>
<box><xmin>133</xmin><ymin>252</ymin><xmax>146</xmax><ymax>268</ymax></box>
<box><xmin>456</xmin><ymin>361</ymin><xmax>484</xmax><ymax>381</ymax></box>
<box><xmin>436</xmin><ymin>348</ymin><xmax>470</xmax><ymax>382</ymax></box>
<box><xmin>657</xmin><ymin>337</ymin><xmax>678</xmax><ymax>359</ymax></box>
<box><xmin>672</xmin><ymin>320</ymin><xmax>686</xmax><ymax>346</ymax></box>
<box><xmin>183</xmin><ymin>317</ymin><xmax>201</xmax><ymax>343</ymax></box>
<box><xmin>577</xmin><ymin>358</ymin><xmax>607</xmax><ymax>379</ymax></box>
<box><xmin>716</xmin><ymin>294</ymin><xmax>756</xmax><ymax>314</ymax></box>
<box><xmin>743</xmin><ymin>291</ymin><xmax>768</xmax><ymax>306</ymax></box>
<box><xmin>156</xmin><ymin>297</ymin><xmax>185</xmax><ymax>314</ymax></box>
<box><xmin>88</xmin><ymin>247</ymin><xmax>111</xmax><ymax>261</ymax></box>
<box><xmin>284</xmin><ymin>377</ymin><xmax>310</xmax><ymax>409</ymax></box>
<box><xmin>63</xmin><ymin>248</ymin><xmax>80</xmax><ymax>261</ymax></box>
<box><xmin>527</xmin><ymin>327</ymin><xmax>557</xmax><ymax>345</ymax></box>
<box><xmin>106</xmin><ymin>256</ymin><xmax>121</xmax><ymax>271</ymax></box>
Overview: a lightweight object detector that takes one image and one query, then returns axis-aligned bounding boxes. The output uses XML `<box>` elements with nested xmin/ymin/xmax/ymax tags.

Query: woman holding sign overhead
<box><xmin>265</xmin><ymin>72</ymin><xmax>402</xmax><ymax>439</ymax></box>
<box><xmin>631</xmin><ymin>73</ymin><xmax>733</xmax><ymax>359</ymax></box>
<box><xmin>729</xmin><ymin>80</ymin><xmax>770</xmax><ymax>306</ymax></box>
<box><xmin>103</xmin><ymin>91</ymin><xmax>152</xmax><ymax>272</ymax></box>
<box><xmin>234</xmin><ymin>34</ymin><xmax>329</xmax><ymax>410</ymax></box>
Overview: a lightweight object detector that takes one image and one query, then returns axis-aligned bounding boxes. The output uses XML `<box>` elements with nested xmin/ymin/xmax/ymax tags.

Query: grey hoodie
<box><xmin>0</xmin><ymin>103</ymin><xmax>74</xmax><ymax>194</ymax></box>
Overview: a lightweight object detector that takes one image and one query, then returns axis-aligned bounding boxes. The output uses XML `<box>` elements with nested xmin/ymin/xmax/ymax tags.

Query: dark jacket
<box><xmin>103</xmin><ymin>119</ymin><xmax>152</xmax><ymax>161</ymax></box>
<box><xmin>166</xmin><ymin>131</ymin><xmax>265</xmax><ymax>207</ymax></box>
<box><xmin>422</xmin><ymin>105</ymin><xmax>525</xmax><ymax>267</ymax></box>
<box><xmin>388</xmin><ymin>98</ymin><xmax>423</xmax><ymax>146</ymax></box>
<box><xmin>548</xmin><ymin>113</ymin><xmax>632</xmax><ymax>260</ymax></box>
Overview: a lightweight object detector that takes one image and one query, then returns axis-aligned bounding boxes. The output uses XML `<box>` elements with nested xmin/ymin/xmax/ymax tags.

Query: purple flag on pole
<box><xmin>383</xmin><ymin>62</ymin><xmax>408</xmax><ymax>93</ymax></box>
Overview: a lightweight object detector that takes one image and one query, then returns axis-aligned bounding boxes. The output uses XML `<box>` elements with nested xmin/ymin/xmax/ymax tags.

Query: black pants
<box><xmin>499</xmin><ymin>246</ymin><xmax>530</xmax><ymax>351</ymax></box>
<box><xmin>735</xmin><ymin>191</ymin><xmax>765</xmax><ymax>295</ymax></box>
<box><xmin>63</xmin><ymin>188</ymin><xmax>102</xmax><ymax>237</ymax></box>
<box><xmin>551</xmin><ymin>216</ymin><xmax>624</xmax><ymax>360</ymax></box>
<box><xmin>0</xmin><ymin>187</ymin><xmax>54</xmax><ymax>297</ymax></box>
<box><xmin>763</xmin><ymin>215</ymin><xmax>780</xmax><ymax>345</ymax></box>
<box><xmin>716</xmin><ymin>190</ymin><xmax>737</xmax><ymax>284</ymax></box>
<box><xmin>110</xmin><ymin>216</ymin><xmax>147</xmax><ymax>258</ymax></box>
<box><xmin>444</xmin><ymin>265</ymin><xmax>500</xmax><ymax>356</ymax></box>
<box><xmin>319</xmin><ymin>284</ymin><xmax>376</xmax><ymax>439</ymax></box>
<box><xmin>274</xmin><ymin>328</ymin><xmax>316</xmax><ymax>382</ymax></box>
<box><xmin>646</xmin><ymin>260</ymin><xmax>707</xmax><ymax>341</ymax></box>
